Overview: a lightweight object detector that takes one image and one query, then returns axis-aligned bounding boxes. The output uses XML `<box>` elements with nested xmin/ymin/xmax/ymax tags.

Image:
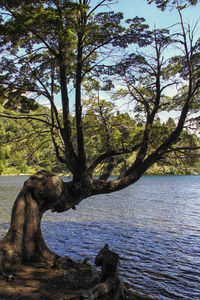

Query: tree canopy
<box><xmin>0</xmin><ymin>0</ymin><xmax>199</xmax><ymax>193</ymax></box>
<box><xmin>148</xmin><ymin>0</ymin><xmax>198</xmax><ymax>9</ymax></box>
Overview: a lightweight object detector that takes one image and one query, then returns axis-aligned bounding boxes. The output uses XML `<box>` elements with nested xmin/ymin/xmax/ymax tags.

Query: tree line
<box><xmin>0</xmin><ymin>99</ymin><xmax>199</xmax><ymax>176</ymax></box>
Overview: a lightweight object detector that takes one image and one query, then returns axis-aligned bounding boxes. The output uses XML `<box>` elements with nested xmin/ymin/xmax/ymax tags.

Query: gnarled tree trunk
<box><xmin>0</xmin><ymin>170</ymin><xmax>89</xmax><ymax>272</ymax></box>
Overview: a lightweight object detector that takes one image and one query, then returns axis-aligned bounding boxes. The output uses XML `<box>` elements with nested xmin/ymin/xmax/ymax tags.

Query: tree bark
<box><xmin>0</xmin><ymin>168</ymin><xmax>141</xmax><ymax>274</ymax></box>
<box><xmin>0</xmin><ymin>170</ymin><xmax>85</xmax><ymax>272</ymax></box>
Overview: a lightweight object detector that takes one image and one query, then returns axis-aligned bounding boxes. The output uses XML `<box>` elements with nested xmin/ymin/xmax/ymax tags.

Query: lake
<box><xmin>0</xmin><ymin>175</ymin><xmax>200</xmax><ymax>299</ymax></box>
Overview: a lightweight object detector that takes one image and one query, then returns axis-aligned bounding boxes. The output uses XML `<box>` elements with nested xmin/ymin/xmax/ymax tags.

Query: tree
<box><xmin>0</xmin><ymin>0</ymin><xmax>199</xmax><ymax>283</ymax></box>
<box><xmin>147</xmin><ymin>0</ymin><xmax>198</xmax><ymax>10</ymax></box>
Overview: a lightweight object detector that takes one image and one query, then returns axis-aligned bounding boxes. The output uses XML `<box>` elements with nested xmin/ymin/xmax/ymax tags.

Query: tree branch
<box><xmin>0</xmin><ymin>113</ymin><xmax>58</xmax><ymax>128</ymax></box>
<box><xmin>124</xmin><ymin>32</ymin><xmax>163</xmax><ymax>177</ymax></box>
<box><xmin>1</xmin><ymin>130</ymin><xmax>51</xmax><ymax>145</ymax></box>
<box><xmin>87</xmin><ymin>0</ymin><xmax>112</xmax><ymax>18</ymax></box>
<box><xmin>88</xmin><ymin>143</ymin><xmax>142</xmax><ymax>174</ymax></box>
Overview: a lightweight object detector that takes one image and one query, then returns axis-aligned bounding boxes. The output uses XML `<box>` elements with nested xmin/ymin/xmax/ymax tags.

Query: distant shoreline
<box><xmin>0</xmin><ymin>172</ymin><xmax>199</xmax><ymax>177</ymax></box>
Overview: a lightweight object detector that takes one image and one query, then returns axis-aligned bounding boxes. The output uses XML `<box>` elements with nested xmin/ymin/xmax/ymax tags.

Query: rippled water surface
<box><xmin>0</xmin><ymin>175</ymin><xmax>200</xmax><ymax>299</ymax></box>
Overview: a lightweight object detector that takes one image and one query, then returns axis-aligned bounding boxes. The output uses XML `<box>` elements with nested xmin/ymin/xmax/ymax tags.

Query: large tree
<box><xmin>0</xmin><ymin>0</ymin><xmax>199</xmax><ymax>277</ymax></box>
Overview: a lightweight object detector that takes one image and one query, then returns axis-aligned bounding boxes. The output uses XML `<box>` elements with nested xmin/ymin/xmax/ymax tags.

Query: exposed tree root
<box><xmin>0</xmin><ymin>246</ymin><xmax>154</xmax><ymax>300</ymax></box>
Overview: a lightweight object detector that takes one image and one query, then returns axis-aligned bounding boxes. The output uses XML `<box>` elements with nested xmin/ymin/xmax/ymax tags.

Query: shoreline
<box><xmin>0</xmin><ymin>173</ymin><xmax>199</xmax><ymax>177</ymax></box>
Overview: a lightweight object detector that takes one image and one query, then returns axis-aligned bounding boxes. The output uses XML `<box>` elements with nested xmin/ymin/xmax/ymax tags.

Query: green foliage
<box><xmin>0</xmin><ymin>0</ymin><xmax>199</xmax><ymax>179</ymax></box>
<box><xmin>0</xmin><ymin>98</ymin><xmax>199</xmax><ymax>175</ymax></box>
<box><xmin>0</xmin><ymin>160</ymin><xmax>5</xmax><ymax>174</ymax></box>
<box><xmin>0</xmin><ymin>103</ymin><xmax>60</xmax><ymax>175</ymax></box>
<box><xmin>81</xmin><ymin>97</ymin><xmax>200</xmax><ymax>175</ymax></box>
<box><xmin>147</xmin><ymin>0</ymin><xmax>198</xmax><ymax>10</ymax></box>
<box><xmin>0</xmin><ymin>0</ymin><xmax>125</xmax><ymax>112</ymax></box>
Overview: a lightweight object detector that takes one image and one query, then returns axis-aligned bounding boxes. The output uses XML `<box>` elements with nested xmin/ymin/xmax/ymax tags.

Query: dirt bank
<box><xmin>0</xmin><ymin>262</ymin><xmax>154</xmax><ymax>300</ymax></box>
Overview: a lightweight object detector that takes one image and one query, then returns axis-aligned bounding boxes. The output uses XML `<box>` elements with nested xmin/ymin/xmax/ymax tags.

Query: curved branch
<box><xmin>88</xmin><ymin>143</ymin><xmax>142</xmax><ymax>174</ymax></box>
<box><xmin>32</xmin><ymin>70</ymin><xmax>62</xmax><ymax>132</ymax></box>
<box><xmin>164</xmin><ymin>145</ymin><xmax>200</xmax><ymax>154</ymax></box>
<box><xmin>26</xmin><ymin>139</ymin><xmax>51</xmax><ymax>159</ymax></box>
<box><xmin>0</xmin><ymin>114</ymin><xmax>58</xmax><ymax>128</ymax></box>
<box><xmin>91</xmin><ymin>171</ymin><xmax>143</xmax><ymax>196</ymax></box>
<box><xmin>1</xmin><ymin>130</ymin><xmax>51</xmax><ymax>145</ymax></box>
<box><xmin>51</xmin><ymin>128</ymin><xmax>67</xmax><ymax>165</ymax></box>
<box><xmin>31</xmin><ymin>30</ymin><xmax>58</xmax><ymax>58</ymax></box>
<box><xmin>87</xmin><ymin>0</ymin><xmax>111</xmax><ymax>18</ymax></box>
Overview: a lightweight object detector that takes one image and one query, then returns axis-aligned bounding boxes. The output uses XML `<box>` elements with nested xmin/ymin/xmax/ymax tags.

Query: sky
<box><xmin>91</xmin><ymin>0</ymin><xmax>200</xmax><ymax>122</ymax></box>
<box><xmin>108</xmin><ymin>0</ymin><xmax>200</xmax><ymax>29</ymax></box>
<box><xmin>47</xmin><ymin>0</ymin><xmax>200</xmax><ymax>121</ymax></box>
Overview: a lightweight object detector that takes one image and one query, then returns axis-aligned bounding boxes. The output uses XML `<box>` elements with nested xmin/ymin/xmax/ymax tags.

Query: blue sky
<box><xmin>91</xmin><ymin>0</ymin><xmax>200</xmax><ymax>121</ymax></box>
<box><xmin>53</xmin><ymin>0</ymin><xmax>200</xmax><ymax>120</ymax></box>
<box><xmin>111</xmin><ymin>0</ymin><xmax>200</xmax><ymax>29</ymax></box>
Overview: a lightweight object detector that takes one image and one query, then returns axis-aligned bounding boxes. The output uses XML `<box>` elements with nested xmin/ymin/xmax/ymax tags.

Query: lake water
<box><xmin>0</xmin><ymin>175</ymin><xmax>200</xmax><ymax>299</ymax></box>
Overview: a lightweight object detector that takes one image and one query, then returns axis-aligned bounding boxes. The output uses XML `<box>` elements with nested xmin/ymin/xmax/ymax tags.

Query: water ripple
<box><xmin>41</xmin><ymin>220</ymin><xmax>200</xmax><ymax>299</ymax></box>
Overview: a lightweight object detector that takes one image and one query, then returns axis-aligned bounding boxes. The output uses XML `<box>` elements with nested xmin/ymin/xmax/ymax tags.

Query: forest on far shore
<box><xmin>0</xmin><ymin>100</ymin><xmax>199</xmax><ymax>177</ymax></box>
